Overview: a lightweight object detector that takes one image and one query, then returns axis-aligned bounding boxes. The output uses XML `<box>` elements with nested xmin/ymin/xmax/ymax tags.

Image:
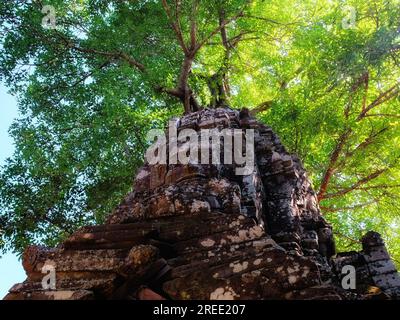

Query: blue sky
<box><xmin>0</xmin><ymin>84</ymin><xmax>26</xmax><ymax>298</ymax></box>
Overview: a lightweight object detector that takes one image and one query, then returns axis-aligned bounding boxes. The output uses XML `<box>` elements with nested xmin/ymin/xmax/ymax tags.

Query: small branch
<box><xmin>219</xmin><ymin>8</ymin><xmax>230</xmax><ymax>49</ymax></box>
<box><xmin>357</xmin><ymin>83</ymin><xmax>400</xmax><ymax>120</ymax></box>
<box><xmin>243</xmin><ymin>14</ymin><xmax>301</xmax><ymax>26</ymax></box>
<box><xmin>64</xmin><ymin>42</ymin><xmax>146</xmax><ymax>72</ymax></box>
<box><xmin>334</xmin><ymin>231</ymin><xmax>362</xmax><ymax>245</ymax></box>
<box><xmin>363</xmin><ymin>113</ymin><xmax>400</xmax><ymax>119</ymax></box>
<box><xmin>361</xmin><ymin>71</ymin><xmax>369</xmax><ymax>112</ymax></box>
<box><xmin>195</xmin><ymin>9</ymin><xmax>245</xmax><ymax>52</ymax></box>
<box><xmin>53</xmin><ymin>31</ymin><xmax>146</xmax><ymax>72</ymax></box>
<box><xmin>322</xmin><ymin>168</ymin><xmax>388</xmax><ymax>200</ymax></box>
<box><xmin>118</xmin><ymin>52</ymin><xmax>146</xmax><ymax>72</ymax></box>
<box><xmin>320</xmin><ymin>201</ymin><xmax>377</xmax><ymax>213</ymax></box>
<box><xmin>342</xmin><ymin>127</ymin><xmax>389</xmax><ymax>159</ymax></box>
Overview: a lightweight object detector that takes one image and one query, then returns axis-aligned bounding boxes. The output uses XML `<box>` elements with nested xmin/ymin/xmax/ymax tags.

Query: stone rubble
<box><xmin>4</xmin><ymin>107</ymin><xmax>400</xmax><ymax>300</ymax></box>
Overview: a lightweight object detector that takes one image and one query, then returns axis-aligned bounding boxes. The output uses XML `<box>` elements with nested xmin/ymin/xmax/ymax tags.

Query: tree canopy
<box><xmin>0</xmin><ymin>0</ymin><xmax>399</xmax><ymax>263</ymax></box>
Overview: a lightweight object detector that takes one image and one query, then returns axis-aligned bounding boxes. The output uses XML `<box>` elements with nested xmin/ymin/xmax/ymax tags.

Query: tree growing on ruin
<box><xmin>0</xmin><ymin>0</ymin><xmax>399</xmax><ymax>262</ymax></box>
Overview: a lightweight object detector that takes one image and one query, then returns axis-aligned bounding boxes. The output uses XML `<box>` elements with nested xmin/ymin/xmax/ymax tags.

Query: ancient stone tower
<box><xmin>4</xmin><ymin>108</ymin><xmax>400</xmax><ymax>300</ymax></box>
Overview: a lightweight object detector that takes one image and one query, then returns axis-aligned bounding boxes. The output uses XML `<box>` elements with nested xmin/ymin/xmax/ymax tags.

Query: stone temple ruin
<box><xmin>4</xmin><ymin>107</ymin><xmax>400</xmax><ymax>300</ymax></box>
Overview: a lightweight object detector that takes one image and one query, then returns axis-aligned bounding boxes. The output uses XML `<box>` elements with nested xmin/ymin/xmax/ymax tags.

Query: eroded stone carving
<box><xmin>4</xmin><ymin>108</ymin><xmax>400</xmax><ymax>300</ymax></box>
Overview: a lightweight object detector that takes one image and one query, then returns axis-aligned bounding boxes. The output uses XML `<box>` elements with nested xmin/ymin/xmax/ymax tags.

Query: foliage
<box><xmin>0</xmin><ymin>0</ymin><xmax>399</xmax><ymax>263</ymax></box>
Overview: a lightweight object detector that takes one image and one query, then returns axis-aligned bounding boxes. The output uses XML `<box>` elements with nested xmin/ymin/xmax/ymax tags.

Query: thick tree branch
<box><xmin>52</xmin><ymin>31</ymin><xmax>197</xmax><ymax>107</ymax></box>
<box><xmin>161</xmin><ymin>0</ymin><xmax>189</xmax><ymax>55</ymax></box>
<box><xmin>317</xmin><ymin>129</ymin><xmax>352</xmax><ymax>201</ymax></box>
<box><xmin>352</xmin><ymin>184</ymin><xmax>400</xmax><ymax>191</ymax></box>
<box><xmin>155</xmin><ymin>86</ymin><xmax>182</xmax><ymax>98</ymax></box>
<box><xmin>58</xmin><ymin>35</ymin><xmax>146</xmax><ymax>72</ymax></box>
<box><xmin>250</xmin><ymin>100</ymin><xmax>273</xmax><ymax>115</ymax></box>
<box><xmin>190</xmin><ymin>0</ymin><xmax>198</xmax><ymax>50</ymax></box>
<box><xmin>317</xmin><ymin>78</ymin><xmax>397</xmax><ymax>201</ymax></box>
